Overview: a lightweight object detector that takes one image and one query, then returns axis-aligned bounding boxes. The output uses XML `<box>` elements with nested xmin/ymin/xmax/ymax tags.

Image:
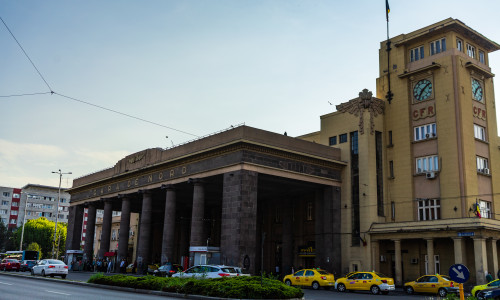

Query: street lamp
<box><xmin>51</xmin><ymin>169</ymin><xmax>71</xmax><ymax>259</ymax></box>
<box><xmin>19</xmin><ymin>195</ymin><xmax>29</xmax><ymax>251</ymax></box>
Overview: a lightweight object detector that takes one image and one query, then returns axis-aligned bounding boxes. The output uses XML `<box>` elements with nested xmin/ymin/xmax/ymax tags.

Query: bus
<box><xmin>5</xmin><ymin>250</ymin><xmax>39</xmax><ymax>261</ymax></box>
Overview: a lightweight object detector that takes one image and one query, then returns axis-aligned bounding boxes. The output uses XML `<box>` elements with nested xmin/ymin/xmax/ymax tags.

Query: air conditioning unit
<box><xmin>425</xmin><ymin>133</ymin><xmax>430</xmax><ymax>138</ymax></box>
<box><xmin>484</xmin><ymin>168</ymin><xmax>490</xmax><ymax>175</ymax></box>
<box><xmin>380</xmin><ymin>255</ymin><xmax>386</xmax><ymax>262</ymax></box>
<box><xmin>426</xmin><ymin>172</ymin><xmax>437</xmax><ymax>179</ymax></box>
<box><xmin>410</xmin><ymin>258</ymin><xmax>419</xmax><ymax>264</ymax></box>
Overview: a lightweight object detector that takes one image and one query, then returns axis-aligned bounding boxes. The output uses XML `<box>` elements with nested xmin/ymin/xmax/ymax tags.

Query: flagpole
<box><xmin>385</xmin><ymin>0</ymin><xmax>393</xmax><ymax>103</ymax></box>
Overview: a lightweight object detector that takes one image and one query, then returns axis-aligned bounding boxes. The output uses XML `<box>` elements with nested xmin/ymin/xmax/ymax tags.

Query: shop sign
<box><xmin>457</xmin><ymin>232</ymin><xmax>474</xmax><ymax>237</ymax></box>
<box><xmin>298</xmin><ymin>246</ymin><xmax>316</xmax><ymax>257</ymax></box>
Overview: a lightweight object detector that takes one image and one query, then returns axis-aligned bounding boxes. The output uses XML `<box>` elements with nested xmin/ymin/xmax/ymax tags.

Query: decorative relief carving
<box><xmin>128</xmin><ymin>153</ymin><xmax>145</xmax><ymax>164</ymax></box>
<box><xmin>336</xmin><ymin>89</ymin><xmax>385</xmax><ymax>135</ymax></box>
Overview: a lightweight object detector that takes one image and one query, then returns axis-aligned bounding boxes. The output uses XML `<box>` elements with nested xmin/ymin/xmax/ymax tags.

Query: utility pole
<box><xmin>51</xmin><ymin>169</ymin><xmax>71</xmax><ymax>259</ymax></box>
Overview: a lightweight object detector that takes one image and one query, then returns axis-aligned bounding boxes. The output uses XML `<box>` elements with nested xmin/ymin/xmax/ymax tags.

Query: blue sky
<box><xmin>1</xmin><ymin>0</ymin><xmax>500</xmax><ymax>188</ymax></box>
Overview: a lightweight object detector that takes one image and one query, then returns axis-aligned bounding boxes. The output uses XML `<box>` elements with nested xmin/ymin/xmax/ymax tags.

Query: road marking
<box><xmin>46</xmin><ymin>290</ymin><xmax>71</xmax><ymax>296</ymax></box>
<box><xmin>0</xmin><ymin>282</ymin><xmax>13</xmax><ymax>285</ymax></box>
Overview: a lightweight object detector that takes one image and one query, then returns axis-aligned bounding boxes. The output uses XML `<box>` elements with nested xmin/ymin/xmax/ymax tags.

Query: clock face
<box><xmin>472</xmin><ymin>79</ymin><xmax>483</xmax><ymax>101</ymax></box>
<box><xmin>413</xmin><ymin>79</ymin><xmax>433</xmax><ymax>101</ymax></box>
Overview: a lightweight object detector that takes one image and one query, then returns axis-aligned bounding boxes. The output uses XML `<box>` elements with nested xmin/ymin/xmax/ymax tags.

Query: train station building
<box><xmin>67</xmin><ymin>18</ymin><xmax>500</xmax><ymax>285</ymax></box>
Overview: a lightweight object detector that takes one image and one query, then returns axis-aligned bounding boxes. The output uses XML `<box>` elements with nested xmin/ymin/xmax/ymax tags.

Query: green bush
<box><xmin>87</xmin><ymin>274</ymin><xmax>303</xmax><ymax>299</ymax></box>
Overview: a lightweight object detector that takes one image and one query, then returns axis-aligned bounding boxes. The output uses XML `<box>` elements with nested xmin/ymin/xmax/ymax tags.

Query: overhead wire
<box><xmin>0</xmin><ymin>15</ymin><xmax>200</xmax><ymax>138</ymax></box>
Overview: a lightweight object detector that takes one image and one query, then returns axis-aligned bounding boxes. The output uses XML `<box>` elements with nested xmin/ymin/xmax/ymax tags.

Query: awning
<box><xmin>104</xmin><ymin>252</ymin><xmax>116</xmax><ymax>257</ymax></box>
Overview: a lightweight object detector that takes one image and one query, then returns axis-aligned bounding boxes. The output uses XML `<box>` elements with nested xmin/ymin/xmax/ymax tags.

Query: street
<box><xmin>0</xmin><ymin>270</ymin><xmax>463</xmax><ymax>300</ymax></box>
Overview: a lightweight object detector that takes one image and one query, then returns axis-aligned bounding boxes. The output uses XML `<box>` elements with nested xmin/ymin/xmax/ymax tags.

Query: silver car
<box><xmin>31</xmin><ymin>259</ymin><xmax>68</xmax><ymax>279</ymax></box>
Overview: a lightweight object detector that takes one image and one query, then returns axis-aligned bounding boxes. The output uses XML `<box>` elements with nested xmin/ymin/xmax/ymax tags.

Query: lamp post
<box><xmin>51</xmin><ymin>169</ymin><xmax>71</xmax><ymax>259</ymax></box>
<box><xmin>19</xmin><ymin>196</ymin><xmax>29</xmax><ymax>251</ymax></box>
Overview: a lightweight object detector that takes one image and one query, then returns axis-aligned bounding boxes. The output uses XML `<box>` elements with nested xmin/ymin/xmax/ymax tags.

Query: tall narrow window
<box><xmin>479</xmin><ymin>200</ymin><xmax>491</xmax><ymax>218</ymax></box>
<box><xmin>375</xmin><ymin>131</ymin><xmax>384</xmax><ymax>216</ymax></box>
<box><xmin>479</xmin><ymin>50</ymin><xmax>485</xmax><ymax>64</ymax></box>
<box><xmin>391</xmin><ymin>202</ymin><xmax>395</xmax><ymax>220</ymax></box>
<box><xmin>306</xmin><ymin>202</ymin><xmax>313</xmax><ymax>221</ymax></box>
<box><xmin>388</xmin><ymin>131</ymin><xmax>393</xmax><ymax>146</ymax></box>
<box><xmin>457</xmin><ymin>39</ymin><xmax>463</xmax><ymax>52</ymax></box>
<box><xmin>474</xmin><ymin>124</ymin><xmax>486</xmax><ymax>141</ymax></box>
<box><xmin>467</xmin><ymin>44</ymin><xmax>476</xmax><ymax>58</ymax></box>
<box><xmin>476</xmin><ymin>156</ymin><xmax>489</xmax><ymax>173</ymax></box>
<box><xmin>350</xmin><ymin>131</ymin><xmax>360</xmax><ymax>246</ymax></box>
<box><xmin>389</xmin><ymin>161</ymin><xmax>394</xmax><ymax>178</ymax></box>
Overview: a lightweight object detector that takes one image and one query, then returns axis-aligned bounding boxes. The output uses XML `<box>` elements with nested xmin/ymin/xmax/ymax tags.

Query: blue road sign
<box><xmin>449</xmin><ymin>264</ymin><xmax>470</xmax><ymax>284</ymax></box>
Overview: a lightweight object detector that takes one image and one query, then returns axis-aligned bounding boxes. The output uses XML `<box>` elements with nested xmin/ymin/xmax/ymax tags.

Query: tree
<box><xmin>14</xmin><ymin>217</ymin><xmax>67</xmax><ymax>259</ymax></box>
<box><xmin>26</xmin><ymin>242</ymin><xmax>42</xmax><ymax>259</ymax></box>
<box><xmin>0</xmin><ymin>220</ymin><xmax>9</xmax><ymax>252</ymax></box>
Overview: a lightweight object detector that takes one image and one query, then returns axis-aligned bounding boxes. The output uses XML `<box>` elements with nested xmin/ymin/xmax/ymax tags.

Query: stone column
<box><xmin>314</xmin><ymin>189</ymin><xmax>324</xmax><ymax>269</ymax></box>
<box><xmin>426</xmin><ymin>238</ymin><xmax>435</xmax><ymax>274</ymax></box>
<box><xmin>371</xmin><ymin>240</ymin><xmax>380</xmax><ymax>271</ymax></box>
<box><xmin>98</xmin><ymin>199</ymin><xmax>113</xmax><ymax>259</ymax></box>
<box><xmin>137</xmin><ymin>190</ymin><xmax>153</xmax><ymax>274</ymax></box>
<box><xmin>474</xmin><ymin>237</ymin><xmax>488</xmax><ymax>285</ymax></box>
<box><xmin>65</xmin><ymin>204</ymin><xmax>85</xmax><ymax>261</ymax></box>
<box><xmin>491</xmin><ymin>239</ymin><xmax>499</xmax><ymax>281</ymax></box>
<box><xmin>117</xmin><ymin>195</ymin><xmax>131</xmax><ymax>268</ymax></box>
<box><xmin>282</xmin><ymin>202</ymin><xmax>293</xmax><ymax>275</ymax></box>
<box><xmin>189</xmin><ymin>179</ymin><xmax>205</xmax><ymax>265</ymax></box>
<box><xmin>161</xmin><ymin>184</ymin><xmax>176</xmax><ymax>265</ymax></box>
<box><xmin>453</xmin><ymin>237</ymin><xmax>464</xmax><ymax>264</ymax></box>
<box><xmin>83</xmin><ymin>203</ymin><xmax>97</xmax><ymax>263</ymax></box>
<box><xmin>220</xmin><ymin>170</ymin><xmax>258</xmax><ymax>274</ymax></box>
<box><xmin>394</xmin><ymin>239</ymin><xmax>402</xmax><ymax>286</ymax></box>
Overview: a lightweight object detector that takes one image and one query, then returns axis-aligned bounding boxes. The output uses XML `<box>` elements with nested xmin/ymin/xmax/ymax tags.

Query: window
<box><xmin>474</xmin><ymin>124</ymin><xmax>486</xmax><ymax>141</ymax></box>
<box><xmin>1</xmin><ymin>201</ymin><xmax>8</xmax><ymax>206</ymax></box>
<box><xmin>2</xmin><ymin>192</ymin><xmax>10</xmax><ymax>197</ymax></box>
<box><xmin>339</xmin><ymin>133</ymin><xmax>347</xmax><ymax>144</ymax></box>
<box><xmin>11</xmin><ymin>202</ymin><xmax>18</xmax><ymax>207</ymax></box>
<box><xmin>0</xmin><ymin>209</ymin><xmax>7</xmax><ymax>215</ymax></box>
<box><xmin>12</xmin><ymin>194</ymin><xmax>20</xmax><ymax>199</ymax></box>
<box><xmin>467</xmin><ymin>44</ymin><xmax>476</xmax><ymax>58</ymax></box>
<box><xmin>410</xmin><ymin>46</ymin><xmax>425</xmax><ymax>62</ymax></box>
<box><xmin>388</xmin><ymin>130</ymin><xmax>393</xmax><ymax>146</ymax></box>
<box><xmin>425</xmin><ymin>255</ymin><xmax>441</xmax><ymax>274</ymax></box>
<box><xmin>391</xmin><ymin>201</ymin><xmax>395</xmax><ymax>220</ymax></box>
<box><xmin>479</xmin><ymin>200</ymin><xmax>491</xmax><ymax>219</ymax></box>
<box><xmin>476</xmin><ymin>156</ymin><xmax>489</xmax><ymax>173</ymax></box>
<box><xmin>389</xmin><ymin>161</ymin><xmax>394</xmax><ymax>178</ymax></box>
<box><xmin>329</xmin><ymin>136</ymin><xmax>337</xmax><ymax>146</ymax></box>
<box><xmin>10</xmin><ymin>219</ymin><xmax>16</xmax><ymax>224</ymax></box>
<box><xmin>416</xmin><ymin>155</ymin><xmax>439</xmax><ymax>173</ymax></box>
<box><xmin>306</xmin><ymin>202</ymin><xmax>313</xmax><ymax>221</ymax></box>
<box><xmin>418</xmin><ymin>199</ymin><xmax>441</xmax><ymax>220</ymax></box>
<box><xmin>457</xmin><ymin>39</ymin><xmax>463</xmax><ymax>52</ymax></box>
<box><xmin>479</xmin><ymin>50</ymin><xmax>485</xmax><ymax>64</ymax></box>
<box><xmin>414</xmin><ymin>123</ymin><xmax>437</xmax><ymax>141</ymax></box>
<box><xmin>10</xmin><ymin>210</ymin><xmax>17</xmax><ymax>216</ymax></box>
<box><xmin>430</xmin><ymin>38</ymin><xmax>446</xmax><ymax>55</ymax></box>
<box><xmin>111</xmin><ymin>230</ymin><xmax>117</xmax><ymax>240</ymax></box>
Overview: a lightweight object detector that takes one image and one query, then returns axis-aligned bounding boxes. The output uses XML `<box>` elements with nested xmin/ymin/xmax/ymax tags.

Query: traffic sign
<box><xmin>449</xmin><ymin>264</ymin><xmax>470</xmax><ymax>283</ymax></box>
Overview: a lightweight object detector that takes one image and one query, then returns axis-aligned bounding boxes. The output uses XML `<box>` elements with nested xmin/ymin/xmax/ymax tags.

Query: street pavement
<box><xmin>0</xmin><ymin>270</ymin><xmax>470</xmax><ymax>300</ymax></box>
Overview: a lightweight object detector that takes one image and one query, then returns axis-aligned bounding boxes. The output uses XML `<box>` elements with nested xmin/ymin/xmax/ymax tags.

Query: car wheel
<box><xmin>438</xmin><ymin>288</ymin><xmax>447</xmax><ymax>297</ymax></box>
<box><xmin>405</xmin><ymin>286</ymin><xmax>414</xmax><ymax>295</ymax></box>
<box><xmin>337</xmin><ymin>283</ymin><xmax>346</xmax><ymax>292</ymax></box>
<box><xmin>285</xmin><ymin>280</ymin><xmax>292</xmax><ymax>286</ymax></box>
<box><xmin>61</xmin><ymin>275</ymin><xmax>66</xmax><ymax>279</ymax></box>
<box><xmin>312</xmin><ymin>281</ymin><xmax>320</xmax><ymax>290</ymax></box>
<box><xmin>371</xmin><ymin>285</ymin><xmax>380</xmax><ymax>295</ymax></box>
<box><xmin>42</xmin><ymin>270</ymin><xmax>46</xmax><ymax>277</ymax></box>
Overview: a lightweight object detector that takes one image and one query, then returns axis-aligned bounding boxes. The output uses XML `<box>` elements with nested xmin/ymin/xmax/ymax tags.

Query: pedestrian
<box><xmin>120</xmin><ymin>259</ymin><xmax>126</xmax><ymax>273</ymax></box>
<box><xmin>487</xmin><ymin>271</ymin><xmax>493</xmax><ymax>283</ymax></box>
<box><xmin>107</xmin><ymin>259</ymin><xmax>113</xmax><ymax>273</ymax></box>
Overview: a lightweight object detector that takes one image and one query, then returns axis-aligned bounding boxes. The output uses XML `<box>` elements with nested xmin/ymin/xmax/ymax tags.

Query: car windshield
<box><xmin>7</xmin><ymin>259</ymin><xmax>19</xmax><ymax>263</ymax></box>
<box><xmin>441</xmin><ymin>275</ymin><xmax>451</xmax><ymax>281</ymax></box>
<box><xmin>220</xmin><ymin>267</ymin><xmax>237</xmax><ymax>273</ymax></box>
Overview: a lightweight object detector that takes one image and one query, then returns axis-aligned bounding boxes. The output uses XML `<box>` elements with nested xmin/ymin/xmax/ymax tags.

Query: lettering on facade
<box><xmin>473</xmin><ymin>106</ymin><xmax>487</xmax><ymax>120</ymax></box>
<box><xmin>128</xmin><ymin>153</ymin><xmax>145</xmax><ymax>164</ymax></box>
<box><xmin>412</xmin><ymin>104</ymin><xmax>435</xmax><ymax>120</ymax></box>
<box><xmin>298</xmin><ymin>246</ymin><xmax>316</xmax><ymax>257</ymax></box>
<box><xmin>279</xmin><ymin>161</ymin><xmax>314</xmax><ymax>174</ymax></box>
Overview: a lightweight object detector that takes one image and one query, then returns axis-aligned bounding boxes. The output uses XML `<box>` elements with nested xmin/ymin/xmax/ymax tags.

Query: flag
<box><xmin>475</xmin><ymin>201</ymin><xmax>482</xmax><ymax>218</ymax></box>
<box><xmin>386</xmin><ymin>0</ymin><xmax>390</xmax><ymax>22</ymax></box>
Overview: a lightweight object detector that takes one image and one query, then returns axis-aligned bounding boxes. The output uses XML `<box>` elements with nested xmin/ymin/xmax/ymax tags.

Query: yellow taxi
<box><xmin>283</xmin><ymin>269</ymin><xmax>335</xmax><ymax>290</ymax></box>
<box><xmin>335</xmin><ymin>271</ymin><xmax>395</xmax><ymax>295</ymax></box>
<box><xmin>404</xmin><ymin>274</ymin><xmax>458</xmax><ymax>297</ymax></box>
<box><xmin>472</xmin><ymin>279</ymin><xmax>500</xmax><ymax>297</ymax></box>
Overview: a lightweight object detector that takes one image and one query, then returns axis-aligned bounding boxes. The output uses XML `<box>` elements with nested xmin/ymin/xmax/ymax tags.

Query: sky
<box><xmin>1</xmin><ymin>0</ymin><xmax>500</xmax><ymax>189</ymax></box>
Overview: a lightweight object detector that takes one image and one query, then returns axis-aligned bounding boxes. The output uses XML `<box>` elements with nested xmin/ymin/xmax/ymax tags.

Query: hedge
<box><xmin>88</xmin><ymin>273</ymin><xmax>303</xmax><ymax>299</ymax></box>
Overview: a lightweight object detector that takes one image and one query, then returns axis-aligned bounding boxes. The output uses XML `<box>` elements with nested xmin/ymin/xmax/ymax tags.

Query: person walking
<box><xmin>120</xmin><ymin>259</ymin><xmax>126</xmax><ymax>273</ymax></box>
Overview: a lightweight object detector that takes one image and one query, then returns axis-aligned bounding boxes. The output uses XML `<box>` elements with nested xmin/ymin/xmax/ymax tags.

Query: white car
<box><xmin>31</xmin><ymin>259</ymin><xmax>68</xmax><ymax>279</ymax></box>
<box><xmin>172</xmin><ymin>265</ymin><xmax>240</xmax><ymax>279</ymax></box>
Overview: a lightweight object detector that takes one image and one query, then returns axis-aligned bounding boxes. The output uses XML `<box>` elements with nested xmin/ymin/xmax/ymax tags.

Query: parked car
<box><xmin>473</xmin><ymin>279</ymin><xmax>500</xmax><ymax>297</ymax></box>
<box><xmin>283</xmin><ymin>269</ymin><xmax>335</xmax><ymax>290</ymax></box>
<box><xmin>126</xmin><ymin>263</ymin><xmax>135</xmax><ymax>273</ymax></box>
<box><xmin>31</xmin><ymin>259</ymin><xmax>68</xmax><ymax>279</ymax></box>
<box><xmin>477</xmin><ymin>287</ymin><xmax>500</xmax><ymax>300</ymax></box>
<box><xmin>20</xmin><ymin>260</ymin><xmax>37</xmax><ymax>272</ymax></box>
<box><xmin>172</xmin><ymin>265</ymin><xmax>240</xmax><ymax>279</ymax></box>
<box><xmin>153</xmin><ymin>263</ymin><xmax>183</xmax><ymax>277</ymax></box>
<box><xmin>404</xmin><ymin>274</ymin><xmax>458</xmax><ymax>297</ymax></box>
<box><xmin>335</xmin><ymin>271</ymin><xmax>395</xmax><ymax>295</ymax></box>
<box><xmin>147</xmin><ymin>263</ymin><xmax>160</xmax><ymax>275</ymax></box>
<box><xmin>0</xmin><ymin>259</ymin><xmax>20</xmax><ymax>271</ymax></box>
